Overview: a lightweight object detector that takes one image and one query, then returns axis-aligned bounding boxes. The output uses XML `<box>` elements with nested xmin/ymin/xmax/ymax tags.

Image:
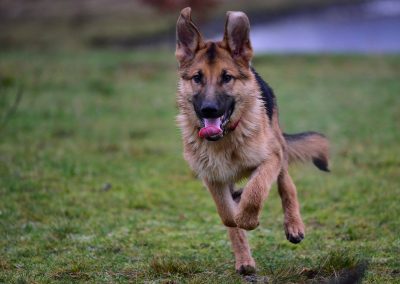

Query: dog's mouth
<box><xmin>198</xmin><ymin>106</ymin><xmax>234</xmax><ymax>141</ymax></box>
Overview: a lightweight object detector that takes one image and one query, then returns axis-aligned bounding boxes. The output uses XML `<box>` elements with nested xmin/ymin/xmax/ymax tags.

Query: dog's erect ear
<box><xmin>176</xmin><ymin>7</ymin><xmax>204</xmax><ymax>64</ymax></box>
<box><xmin>223</xmin><ymin>11</ymin><xmax>253</xmax><ymax>64</ymax></box>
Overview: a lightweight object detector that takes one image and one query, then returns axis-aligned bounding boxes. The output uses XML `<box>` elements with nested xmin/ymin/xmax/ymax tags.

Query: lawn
<box><xmin>0</xmin><ymin>50</ymin><xmax>399</xmax><ymax>283</ymax></box>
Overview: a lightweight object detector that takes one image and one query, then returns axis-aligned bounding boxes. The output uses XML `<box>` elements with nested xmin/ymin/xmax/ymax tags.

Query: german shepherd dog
<box><xmin>175</xmin><ymin>7</ymin><xmax>329</xmax><ymax>275</ymax></box>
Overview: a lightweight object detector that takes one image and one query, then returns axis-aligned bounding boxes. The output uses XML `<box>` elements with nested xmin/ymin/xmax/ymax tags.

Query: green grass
<box><xmin>0</xmin><ymin>50</ymin><xmax>399</xmax><ymax>283</ymax></box>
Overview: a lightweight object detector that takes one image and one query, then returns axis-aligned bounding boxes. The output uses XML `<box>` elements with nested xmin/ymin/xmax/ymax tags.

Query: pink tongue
<box><xmin>198</xmin><ymin>118</ymin><xmax>223</xmax><ymax>138</ymax></box>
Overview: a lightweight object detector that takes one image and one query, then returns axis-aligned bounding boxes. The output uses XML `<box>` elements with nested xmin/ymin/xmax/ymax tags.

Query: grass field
<box><xmin>0</xmin><ymin>50</ymin><xmax>399</xmax><ymax>283</ymax></box>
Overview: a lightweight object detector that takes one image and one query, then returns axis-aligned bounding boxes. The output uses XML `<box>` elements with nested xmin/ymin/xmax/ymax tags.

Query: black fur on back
<box><xmin>251</xmin><ymin>67</ymin><xmax>276</xmax><ymax>122</ymax></box>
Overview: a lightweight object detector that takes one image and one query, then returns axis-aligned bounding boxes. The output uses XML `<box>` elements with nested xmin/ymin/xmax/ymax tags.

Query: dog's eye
<box><xmin>222</xmin><ymin>73</ymin><xmax>233</xmax><ymax>84</ymax></box>
<box><xmin>192</xmin><ymin>73</ymin><xmax>202</xmax><ymax>84</ymax></box>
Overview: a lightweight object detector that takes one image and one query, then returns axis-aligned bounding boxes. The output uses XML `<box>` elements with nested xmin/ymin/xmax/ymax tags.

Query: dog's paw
<box><xmin>237</xmin><ymin>264</ymin><xmax>256</xmax><ymax>276</ymax></box>
<box><xmin>284</xmin><ymin>217</ymin><xmax>305</xmax><ymax>244</ymax></box>
<box><xmin>236</xmin><ymin>259</ymin><xmax>256</xmax><ymax>276</ymax></box>
<box><xmin>222</xmin><ymin>219</ymin><xmax>238</xmax><ymax>228</ymax></box>
<box><xmin>235</xmin><ymin>210</ymin><xmax>260</xmax><ymax>231</ymax></box>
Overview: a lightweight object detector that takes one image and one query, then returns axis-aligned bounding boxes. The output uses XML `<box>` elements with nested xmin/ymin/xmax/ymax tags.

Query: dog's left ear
<box><xmin>223</xmin><ymin>11</ymin><xmax>253</xmax><ymax>65</ymax></box>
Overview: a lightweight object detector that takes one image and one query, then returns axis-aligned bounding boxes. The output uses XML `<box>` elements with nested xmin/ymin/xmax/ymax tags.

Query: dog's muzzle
<box><xmin>193</xmin><ymin>93</ymin><xmax>237</xmax><ymax>141</ymax></box>
<box><xmin>197</xmin><ymin>106</ymin><xmax>239</xmax><ymax>141</ymax></box>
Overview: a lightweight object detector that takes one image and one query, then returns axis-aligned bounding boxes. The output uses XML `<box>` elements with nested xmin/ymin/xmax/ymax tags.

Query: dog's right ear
<box><xmin>175</xmin><ymin>7</ymin><xmax>204</xmax><ymax>65</ymax></box>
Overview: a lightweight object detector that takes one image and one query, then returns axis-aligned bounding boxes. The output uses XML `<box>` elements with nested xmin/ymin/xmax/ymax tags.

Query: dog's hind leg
<box><xmin>227</xmin><ymin>227</ymin><xmax>256</xmax><ymax>275</ymax></box>
<box><xmin>230</xmin><ymin>184</ymin><xmax>243</xmax><ymax>203</ymax></box>
<box><xmin>277</xmin><ymin>170</ymin><xmax>305</xmax><ymax>244</ymax></box>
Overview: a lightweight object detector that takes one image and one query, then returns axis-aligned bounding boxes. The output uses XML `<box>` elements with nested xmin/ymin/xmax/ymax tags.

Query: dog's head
<box><xmin>176</xmin><ymin>7</ymin><xmax>256</xmax><ymax>141</ymax></box>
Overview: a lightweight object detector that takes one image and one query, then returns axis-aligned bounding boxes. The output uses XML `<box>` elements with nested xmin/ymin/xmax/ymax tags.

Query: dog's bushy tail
<box><xmin>284</xmin><ymin>131</ymin><xmax>330</xmax><ymax>172</ymax></box>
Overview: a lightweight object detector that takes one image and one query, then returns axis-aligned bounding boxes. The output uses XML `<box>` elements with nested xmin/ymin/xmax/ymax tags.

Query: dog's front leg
<box><xmin>227</xmin><ymin>227</ymin><xmax>256</xmax><ymax>275</ymax></box>
<box><xmin>235</xmin><ymin>154</ymin><xmax>281</xmax><ymax>230</ymax></box>
<box><xmin>205</xmin><ymin>180</ymin><xmax>256</xmax><ymax>274</ymax></box>
<box><xmin>204</xmin><ymin>180</ymin><xmax>237</xmax><ymax>227</ymax></box>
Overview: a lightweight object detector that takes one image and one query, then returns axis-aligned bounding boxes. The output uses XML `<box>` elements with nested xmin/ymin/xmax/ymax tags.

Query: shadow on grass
<box><xmin>265</xmin><ymin>249</ymin><xmax>367</xmax><ymax>284</ymax></box>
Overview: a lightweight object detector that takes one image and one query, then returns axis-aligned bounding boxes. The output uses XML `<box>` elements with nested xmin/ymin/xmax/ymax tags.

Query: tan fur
<box><xmin>228</xmin><ymin>227</ymin><xmax>255</xmax><ymax>274</ymax></box>
<box><xmin>175</xmin><ymin>7</ymin><xmax>329</xmax><ymax>275</ymax></box>
<box><xmin>285</xmin><ymin>132</ymin><xmax>329</xmax><ymax>166</ymax></box>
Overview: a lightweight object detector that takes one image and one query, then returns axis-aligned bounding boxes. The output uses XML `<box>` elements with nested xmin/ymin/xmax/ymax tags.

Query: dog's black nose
<box><xmin>200</xmin><ymin>101</ymin><xmax>220</xmax><ymax>118</ymax></box>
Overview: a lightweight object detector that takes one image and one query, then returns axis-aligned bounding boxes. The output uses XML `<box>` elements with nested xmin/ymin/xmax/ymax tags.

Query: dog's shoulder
<box><xmin>250</xmin><ymin>67</ymin><xmax>276</xmax><ymax>121</ymax></box>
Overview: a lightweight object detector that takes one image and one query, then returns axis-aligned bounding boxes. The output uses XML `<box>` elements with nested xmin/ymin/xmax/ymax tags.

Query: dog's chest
<box><xmin>186</xmin><ymin>141</ymin><xmax>268</xmax><ymax>183</ymax></box>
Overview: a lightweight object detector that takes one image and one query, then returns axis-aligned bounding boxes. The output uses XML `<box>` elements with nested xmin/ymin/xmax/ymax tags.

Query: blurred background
<box><xmin>1</xmin><ymin>0</ymin><xmax>399</xmax><ymax>53</ymax></box>
<box><xmin>1</xmin><ymin>1</ymin><xmax>400</xmax><ymax>283</ymax></box>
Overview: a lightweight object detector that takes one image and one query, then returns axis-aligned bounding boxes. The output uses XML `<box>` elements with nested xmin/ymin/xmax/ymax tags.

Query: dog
<box><xmin>175</xmin><ymin>7</ymin><xmax>329</xmax><ymax>275</ymax></box>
